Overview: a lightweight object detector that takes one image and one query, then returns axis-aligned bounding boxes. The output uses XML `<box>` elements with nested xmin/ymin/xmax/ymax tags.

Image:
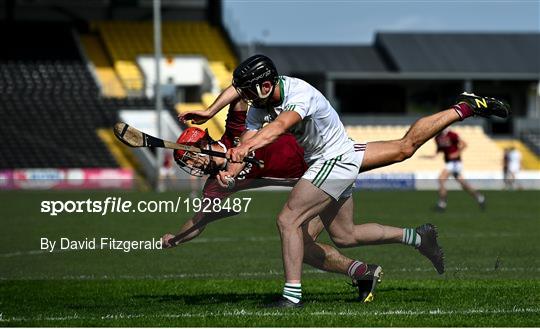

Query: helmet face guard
<box><xmin>177</xmin><ymin>151</ymin><xmax>209</xmax><ymax>177</ymax></box>
<box><xmin>174</xmin><ymin>128</ymin><xmax>218</xmax><ymax>177</ymax></box>
<box><xmin>234</xmin><ymin>85</ymin><xmax>259</xmax><ymax>104</ymax></box>
<box><xmin>232</xmin><ymin>54</ymin><xmax>278</xmax><ymax>107</ymax></box>
<box><xmin>234</xmin><ymin>84</ymin><xmax>276</xmax><ymax>108</ymax></box>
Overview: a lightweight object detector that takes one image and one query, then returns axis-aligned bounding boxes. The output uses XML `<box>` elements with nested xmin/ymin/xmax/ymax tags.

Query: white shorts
<box><xmin>302</xmin><ymin>144</ymin><xmax>366</xmax><ymax>200</ymax></box>
<box><xmin>445</xmin><ymin>160</ymin><xmax>462</xmax><ymax>176</ymax></box>
<box><xmin>508</xmin><ymin>164</ymin><xmax>520</xmax><ymax>174</ymax></box>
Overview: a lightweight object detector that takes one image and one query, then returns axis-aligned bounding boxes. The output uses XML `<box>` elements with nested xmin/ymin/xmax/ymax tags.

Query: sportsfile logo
<box><xmin>40</xmin><ymin>196</ymin><xmax>252</xmax><ymax>216</ymax></box>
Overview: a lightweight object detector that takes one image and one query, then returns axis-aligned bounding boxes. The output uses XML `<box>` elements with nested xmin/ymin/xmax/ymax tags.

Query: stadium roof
<box><xmin>242</xmin><ymin>32</ymin><xmax>540</xmax><ymax>80</ymax></box>
<box><xmin>242</xmin><ymin>45</ymin><xmax>388</xmax><ymax>74</ymax></box>
<box><xmin>375</xmin><ymin>32</ymin><xmax>540</xmax><ymax>74</ymax></box>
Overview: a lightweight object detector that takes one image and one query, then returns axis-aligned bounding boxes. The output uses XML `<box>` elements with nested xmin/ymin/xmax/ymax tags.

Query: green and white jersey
<box><xmin>246</xmin><ymin>76</ymin><xmax>354</xmax><ymax>164</ymax></box>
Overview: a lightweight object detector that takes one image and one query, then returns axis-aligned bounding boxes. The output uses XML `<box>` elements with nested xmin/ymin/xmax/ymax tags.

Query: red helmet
<box><xmin>174</xmin><ymin>127</ymin><xmax>214</xmax><ymax>176</ymax></box>
<box><xmin>174</xmin><ymin>127</ymin><xmax>207</xmax><ymax>159</ymax></box>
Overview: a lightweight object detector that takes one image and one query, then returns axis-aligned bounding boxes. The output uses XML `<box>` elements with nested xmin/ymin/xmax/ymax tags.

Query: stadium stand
<box><xmin>89</xmin><ymin>20</ymin><xmax>235</xmax><ymax>140</ymax></box>
<box><xmin>494</xmin><ymin>139</ymin><xmax>540</xmax><ymax>170</ymax></box>
<box><xmin>521</xmin><ymin>130</ymin><xmax>540</xmax><ymax>157</ymax></box>
<box><xmin>79</xmin><ymin>34</ymin><xmax>127</xmax><ymax>98</ymax></box>
<box><xmin>92</xmin><ymin>21</ymin><xmax>237</xmax><ymax>93</ymax></box>
<box><xmin>175</xmin><ymin>93</ymin><xmax>228</xmax><ymax>141</ymax></box>
<box><xmin>346</xmin><ymin>125</ymin><xmax>503</xmax><ymax>172</ymax></box>
<box><xmin>0</xmin><ymin>23</ymin><xmax>159</xmax><ymax>169</ymax></box>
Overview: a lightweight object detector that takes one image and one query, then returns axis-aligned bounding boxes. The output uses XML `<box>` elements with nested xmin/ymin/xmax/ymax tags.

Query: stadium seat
<box><xmin>494</xmin><ymin>139</ymin><xmax>540</xmax><ymax>170</ymax></box>
<box><xmin>0</xmin><ymin>24</ymin><xmax>165</xmax><ymax>169</ymax></box>
<box><xmin>346</xmin><ymin>125</ymin><xmax>504</xmax><ymax>172</ymax></box>
<box><xmin>92</xmin><ymin>21</ymin><xmax>237</xmax><ymax>93</ymax></box>
<box><xmin>79</xmin><ymin>34</ymin><xmax>127</xmax><ymax>98</ymax></box>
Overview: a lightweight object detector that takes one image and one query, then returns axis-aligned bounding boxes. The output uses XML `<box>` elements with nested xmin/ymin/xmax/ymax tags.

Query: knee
<box><xmin>439</xmin><ymin>176</ymin><xmax>449</xmax><ymax>185</ymax></box>
<box><xmin>397</xmin><ymin>139</ymin><xmax>417</xmax><ymax>162</ymax></box>
<box><xmin>277</xmin><ymin>210</ymin><xmax>298</xmax><ymax>233</ymax></box>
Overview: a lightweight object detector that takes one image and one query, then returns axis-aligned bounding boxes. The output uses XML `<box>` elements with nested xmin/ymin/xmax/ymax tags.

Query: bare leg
<box><xmin>169</xmin><ymin>207</ymin><xmax>360</xmax><ymax>278</ymax></box>
<box><xmin>277</xmin><ymin>179</ymin><xmax>334</xmax><ymax>283</ymax></box>
<box><xmin>456</xmin><ymin>175</ymin><xmax>482</xmax><ymax>200</ymax></box>
<box><xmin>438</xmin><ymin>170</ymin><xmax>449</xmax><ymax>207</ymax></box>
<box><xmin>318</xmin><ymin>196</ymin><xmax>403</xmax><ymax>248</ymax></box>
<box><xmin>361</xmin><ymin>109</ymin><xmax>461</xmax><ymax>172</ymax></box>
<box><xmin>302</xmin><ymin>218</ymin><xmax>354</xmax><ymax>275</ymax></box>
<box><xmin>508</xmin><ymin>172</ymin><xmax>518</xmax><ymax>189</ymax></box>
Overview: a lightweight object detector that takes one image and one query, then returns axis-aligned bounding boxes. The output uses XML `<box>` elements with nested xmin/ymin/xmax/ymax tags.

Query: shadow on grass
<box><xmin>133</xmin><ymin>284</ymin><xmax>441</xmax><ymax>306</ymax></box>
<box><xmin>134</xmin><ymin>292</ymin><xmax>278</xmax><ymax>305</ymax></box>
<box><xmin>132</xmin><ymin>291</ymin><xmax>374</xmax><ymax>306</ymax></box>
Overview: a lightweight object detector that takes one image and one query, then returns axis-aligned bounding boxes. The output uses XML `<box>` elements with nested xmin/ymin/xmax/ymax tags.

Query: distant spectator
<box><xmin>160</xmin><ymin>152</ymin><xmax>175</xmax><ymax>189</ymax></box>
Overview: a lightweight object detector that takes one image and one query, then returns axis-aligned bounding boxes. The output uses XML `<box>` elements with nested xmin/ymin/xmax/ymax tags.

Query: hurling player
<box><xmin>163</xmin><ymin>100</ymin><xmax>382</xmax><ymax>302</ymax></box>
<box><xmin>431</xmin><ymin>128</ymin><xmax>486</xmax><ymax>211</ymax></box>
<box><xmin>180</xmin><ymin>54</ymin><xmax>510</xmax><ymax>307</ymax></box>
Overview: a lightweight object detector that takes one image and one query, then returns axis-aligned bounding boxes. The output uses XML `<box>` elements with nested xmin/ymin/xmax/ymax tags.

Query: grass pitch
<box><xmin>0</xmin><ymin>190</ymin><xmax>539</xmax><ymax>326</ymax></box>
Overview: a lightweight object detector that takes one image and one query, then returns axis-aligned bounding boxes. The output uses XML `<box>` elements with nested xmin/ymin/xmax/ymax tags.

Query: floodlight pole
<box><xmin>154</xmin><ymin>0</ymin><xmax>164</xmax><ymax>192</ymax></box>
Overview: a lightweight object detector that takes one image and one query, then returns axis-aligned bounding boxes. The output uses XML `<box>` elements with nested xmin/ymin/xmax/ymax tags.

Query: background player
<box><xmin>431</xmin><ymin>128</ymin><xmax>486</xmax><ymax>211</ymax></box>
<box><xmin>503</xmin><ymin>145</ymin><xmax>522</xmax><ymax>190</ymax></box>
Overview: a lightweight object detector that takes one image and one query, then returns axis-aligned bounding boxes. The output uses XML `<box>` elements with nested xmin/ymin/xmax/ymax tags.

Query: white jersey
<box><xmin>246</xmin><ymin>76</ymin><xmax>354</xmax><ymax>164</ymax></box>
<box><xmin>507</xmin><ymin>149</ymin><xmax>521</xmax><ymax>172</ymax></box>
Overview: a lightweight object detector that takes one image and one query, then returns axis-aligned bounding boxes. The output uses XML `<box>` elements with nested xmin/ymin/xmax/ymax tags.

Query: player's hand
<box><xmin>178</xmin><ymin>109</ymin><xmax>212</xmax><ymax>125</ymax></box>
<box><xmin>227</xmin><ymin>146</ymin><xmax>249</xmax><ymax>163</ymax></box>
<box><xmin>217</xmin><ymin>170</ymin><xmax>236</xmax><ymax>190</ymax></box>
<box><xmin>161</xmin><ymin>233</ymin><xmax>176</xmax><ymax>249</ymax></box>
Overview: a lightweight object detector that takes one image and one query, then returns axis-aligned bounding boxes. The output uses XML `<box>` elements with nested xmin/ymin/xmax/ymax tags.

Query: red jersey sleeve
<box><xmin>232</xmin><ymin>133</ymin><xmax>307</xmax><ymax>181</ymax></box>
<box><xmin>202</xmin><ymin>178</ymin><xmax>234</xmax><ymax>200</ymax></box>
<box><xmin>219</xmin><ymin>109</ymin><xmax>247</xmax><ymax>149</ymax></box>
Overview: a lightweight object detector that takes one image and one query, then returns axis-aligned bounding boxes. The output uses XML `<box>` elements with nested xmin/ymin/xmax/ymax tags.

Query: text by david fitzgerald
<box><xmin>41</xmin><ymin>237</ymin><xmax>162</xmax><ymax>253</ymax></box>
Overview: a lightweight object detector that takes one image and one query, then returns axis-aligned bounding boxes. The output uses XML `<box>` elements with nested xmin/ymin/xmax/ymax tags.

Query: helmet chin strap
<box><xmin>255</xmin><ymin>84</ymin><xmax>274</xmax><ymax>100</ymax></box>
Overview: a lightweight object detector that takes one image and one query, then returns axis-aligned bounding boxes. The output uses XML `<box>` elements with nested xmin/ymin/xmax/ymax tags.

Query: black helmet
<box><xmin>232</xmin><ymin>54</ymin><xmax>278</xmax><ymax>106</ymax></box>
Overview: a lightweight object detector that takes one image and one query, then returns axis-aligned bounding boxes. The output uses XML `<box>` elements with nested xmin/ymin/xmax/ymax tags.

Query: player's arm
<box><xmin>162</xmin><ymin>198</ymin><xmax>239</xmax><ymax>248</ymax></box>
<box><xmin>215</xmin><ymin>130</ymin><xmax>257</xmax><ymax>187</ymax></box>
<box><xmin>215</xmin><ymin>162</ymin><xmax>247</xmax><ymax>188</ymax></box>
<box><xmin>179</xmin><ymin>85</ymin><xmax>240</xmax><ymax>124</ymax></box>
<box><xmin>161</xmin><ymin>212</ymin><xmax>208</xmax><ymax>248</ymax></box>
<box><xmin>228</xmin><ymin>111</ymin><xmax>302</xmax><ymax>162</ymax></box>
<box><xmin>457</xmin><ymin>138</ymin><xmax>467</xmax><ymax>151</ymax></box>
<box><xmin>421</xmin><ymin>153</ymin><xmax>438</xmax><ymax>159</ymax></box>
<box><xmin>206</xmin><ymin>85</ymin><xmax>241</xmax><ymax>116</ymax></box>
<box><xmin>240</xmin><ymin>129</ymin><xmax>258</xmax><ymax>142</ymax></box>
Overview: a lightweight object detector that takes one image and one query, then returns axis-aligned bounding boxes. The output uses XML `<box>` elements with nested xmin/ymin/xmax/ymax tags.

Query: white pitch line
<box><xmin>2</xmin><ymin>266</ymin><xmax>540</xmax><ymax>281</ymax></box>
<box><xmin>0</xmin><ymin>269</ymin><xmax>326</xmax><ymax>281</ymax></box>
<box><xmin>0</xmin><ymin>250</ymin><xmax>49</xmax><ymax>258</ymax></box>
<box><xmin>1</xmin><ymin>307</ymin><xmax>539</xmax><ymax>323</ymax></box>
